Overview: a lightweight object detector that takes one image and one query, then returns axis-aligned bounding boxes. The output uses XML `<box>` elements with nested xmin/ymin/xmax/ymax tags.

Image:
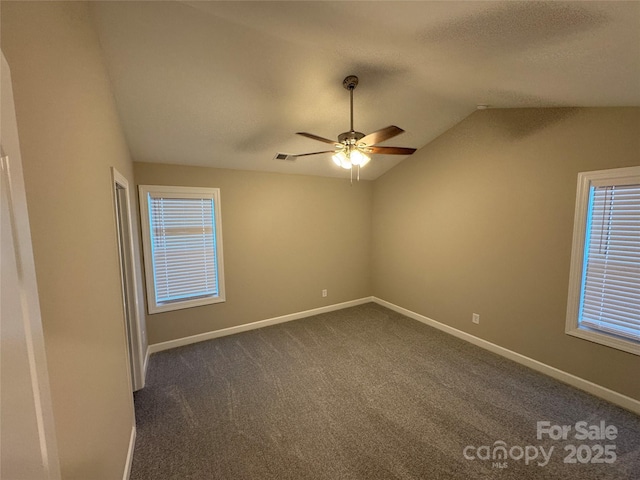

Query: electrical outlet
<box><xmin>472</xmin><ymin>313</ymin><xmax>480</xmax><ymax>324</ymax></box>
<box><xmin>322</xmin><ymin>289</ymin><xmax>328</xmax><ymax>297</ymax></box>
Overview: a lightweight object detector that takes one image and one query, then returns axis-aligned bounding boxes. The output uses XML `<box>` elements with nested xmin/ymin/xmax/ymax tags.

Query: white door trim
<box><xmin>111</xmin><ymin>167</ymin><xmax>145</xmax><ymax>391</ymax></box>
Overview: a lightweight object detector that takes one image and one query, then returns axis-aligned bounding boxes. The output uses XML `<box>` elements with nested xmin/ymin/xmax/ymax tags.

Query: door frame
<box><xmin>111</xmin><ymin>168</ymin><xmax>145</xmax><ymax>391</ymax></box>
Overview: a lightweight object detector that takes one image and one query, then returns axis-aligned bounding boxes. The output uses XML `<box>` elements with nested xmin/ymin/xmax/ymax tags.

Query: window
<box><xmin>566</xmin><ymin>166</ymin><xmax>640</xmax><ymax>355</ymax></box>
<box><xmin>139</xmin><ymin>185</ymin><xmax>225</xmax><ymax>314</ymax></box>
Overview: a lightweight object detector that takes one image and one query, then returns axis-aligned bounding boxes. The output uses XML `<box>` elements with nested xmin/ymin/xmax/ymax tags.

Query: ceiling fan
<box><xmin>279</xmin><ymin>75</ymin><xmax>416</xmax><ymax>179</ymax></box>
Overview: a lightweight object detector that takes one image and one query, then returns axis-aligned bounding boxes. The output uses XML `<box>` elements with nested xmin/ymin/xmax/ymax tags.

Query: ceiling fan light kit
<box><xmin>285</xmin><ymin>75</ymin><xmax>416</xmax><ymax>181</ymax></box>
<box><xmin>332</xmin><ymin>148</ymin><xmax>370</xmax><ymax>170</ymax></box>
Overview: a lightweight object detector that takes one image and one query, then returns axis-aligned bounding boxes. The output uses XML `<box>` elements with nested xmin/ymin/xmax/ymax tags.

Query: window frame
<box><xmin>565</xmin><ymin>166</ymin><xmax>640</xmax><ymax>356</ymax></box>
<box><xmin>138</xmin><ymin>185</ymin><xmax>225</xmax><ymax>314</ymax></box>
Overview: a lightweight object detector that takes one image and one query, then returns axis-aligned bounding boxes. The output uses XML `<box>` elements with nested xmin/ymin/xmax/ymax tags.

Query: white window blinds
<box><xmin>579</xmin><ymin>183</ymin><xmax>640</xmax><ymax>342</ymax></box>
<box><xmin>148</xmin><ymin>195</ymin><xmax>220</xmax><ymax>304</ymax></box>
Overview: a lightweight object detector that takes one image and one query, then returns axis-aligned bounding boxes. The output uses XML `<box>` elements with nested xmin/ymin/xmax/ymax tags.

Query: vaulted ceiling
<box><xmin>91</xmin><ymin>1</ymin><xmax>640</xmax><ymax>180</ymax></box>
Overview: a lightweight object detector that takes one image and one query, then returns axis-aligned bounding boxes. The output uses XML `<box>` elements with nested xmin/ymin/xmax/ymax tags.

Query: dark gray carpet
<box><xmin>131</xmin><ymin>303</ymin><xmax>640</xmax><ymax>479</ymax></box>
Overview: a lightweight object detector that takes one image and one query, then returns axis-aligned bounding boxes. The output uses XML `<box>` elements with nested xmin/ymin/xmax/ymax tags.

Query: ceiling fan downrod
<box><xmin>338</xmin><ymin>75</ymin><xmax>365</xmax><ymax>146</ymax></box>
<box><xmin>343</xmin><ymin>75</ymin><xmax>359</xmax><ymax>133</ymax></box>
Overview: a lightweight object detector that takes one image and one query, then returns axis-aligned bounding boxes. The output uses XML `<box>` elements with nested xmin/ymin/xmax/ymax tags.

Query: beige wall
<box><xmin>372</xmin><ymin>107</ymin><xmax>640</xmax><ymax>401</ymax></box>
<box><xmin>2</xmin><ymin>2</ymin><xmax>139</xmax><ymax>478</ymax></box>
<box><xmin>134</xmin><ymin>162</ymin><xmax>372</xmax><ymax>344</ymax></box>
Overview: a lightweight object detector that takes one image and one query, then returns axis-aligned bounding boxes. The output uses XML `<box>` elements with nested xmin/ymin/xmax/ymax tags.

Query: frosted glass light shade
<box><xmin>332</xmin><ymin>151</ymin><xmax>351</xmax><ymax>169</ymax></box>
<box><xmin>350</xmin><ymin>149</ymin><xmax>370</xmax><ymax>167</ymax></box>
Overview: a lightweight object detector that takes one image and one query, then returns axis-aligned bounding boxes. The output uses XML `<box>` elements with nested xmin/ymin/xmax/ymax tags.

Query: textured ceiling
<box><xmin>91</xmin><ymin>1</ymin><xmax>640</xmax><ymax>180</ymax></box>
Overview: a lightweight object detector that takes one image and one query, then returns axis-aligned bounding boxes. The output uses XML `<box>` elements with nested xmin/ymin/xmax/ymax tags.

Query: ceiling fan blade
<box><xmin>357</xmin><ymin>125</ymin><xmax>404</xmax><ymax>146</ymax></box>
<box><xmin>295</xmin><ymin>150</ymin><xmax>339</xmax><ymax>157</ymax></box>
<box><xmin>296</xmin><ymin>132</ymin><xmax>340</xmax><ymax>146</ymax></box>
<box><xmin>365</xmin><ymin>146</ymin><xmax>417</xmax><ymax>155</ymax></box>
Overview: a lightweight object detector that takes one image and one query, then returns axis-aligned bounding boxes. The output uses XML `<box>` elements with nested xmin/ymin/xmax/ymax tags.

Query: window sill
<box><xmin>148</xmin><ymin>295</ymin><xmax>226</xmax><ymax>314</ymax></box>
<box><xmin>566</xmin><ymin>327</ymin><xmax>640</xmax><ymax>356</ymax></box>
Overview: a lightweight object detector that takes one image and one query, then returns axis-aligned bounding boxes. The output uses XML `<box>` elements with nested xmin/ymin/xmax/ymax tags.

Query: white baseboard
<box><xmin>122</xmin><ymin>424</ymin><xmax>136</xmax><ymax>480</ymax></box>
<box><xmin>143</xmin><ymin>346</ymin><xmax>150</xmax><ymax>378</ymax></box>
<box><xmin>148</xmin><ymin>297</ymin><xmax>374</xmax><ymax>354</ymax></box>
<box><xmin>373</xmin><ymin>297</ymin><xmax>640</xmax><ymax>416</ymax></box>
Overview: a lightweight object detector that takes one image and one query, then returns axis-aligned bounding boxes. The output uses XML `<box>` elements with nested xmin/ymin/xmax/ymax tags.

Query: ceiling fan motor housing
<box><xmin>338</xmin><ymin>130</ymin><xmax>365</xmax><ymax>144</ymax></box>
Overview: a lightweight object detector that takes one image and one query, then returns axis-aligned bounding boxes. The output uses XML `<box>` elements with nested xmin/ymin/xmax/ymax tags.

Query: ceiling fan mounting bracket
<box><xmin>343</xmin><ymin>75</ymin><xmax>359</xmax><ymax>91</ymax></box>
